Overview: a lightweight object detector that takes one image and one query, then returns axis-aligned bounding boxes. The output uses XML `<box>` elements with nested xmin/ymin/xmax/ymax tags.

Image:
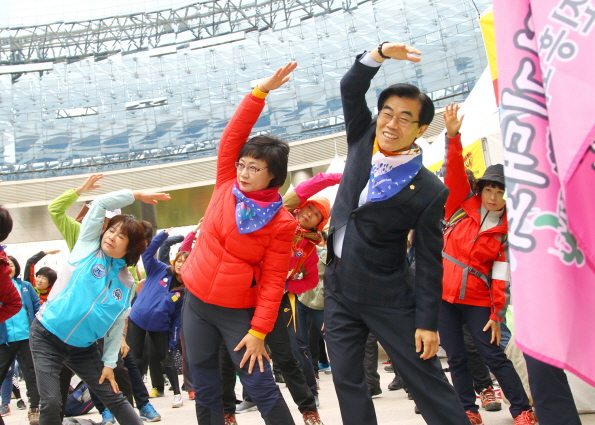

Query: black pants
<box><xmin>463</xmin><ymin>323</ymin><xmax>493</xmax><ymax>394</ymax></box>
<box><xmin>29</xmin><ymin>319</ymin><xmax>142</xmax><ymax>425</ymax></box>
<box><xmin>182</xmin><ymin>292</ymin><xmax>294</xmax><ymax>425</ymax></box>
<box><xmin>280</xmin><ymin>293</ymin><xmax>318</xmax><ymax>397</ymax></box>
<box><xmin>0</xmin><ymin>338</ymin><xmax>40</xmax><ymax>409</ymax></box>
<box><xmin>127</xmin><ymin>319</ymin><xmax>180</xmax><ymax>395</ymax></box>
<box><xmin>364</xmin><ymin>333</ymin><xmax>381</xmax><ymax>393</ymax></box>
<box><xmin>324</xmin><ymin>265</ymin><xmax>469</xmax><ymax>425</ymax></box>
<box><xmin>439</xmin><ymin>301</ymin><xmax>532</xmax><ymax>417</ymax></box>
<box><xmin>266</xmin><ymin>298</ymin><xmax>317</xmax><ymax>413</ymax></box>
<box><xmin>524</xmin><ymin>354</ymin><xmax>581</xmax><ymax>425</ymax></box>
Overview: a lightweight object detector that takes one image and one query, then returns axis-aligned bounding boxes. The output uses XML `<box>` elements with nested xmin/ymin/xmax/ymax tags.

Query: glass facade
<box><xmin>0</xmin><ymin>0</ymin><xmax>491</xmax><ymax>181</ymax></box>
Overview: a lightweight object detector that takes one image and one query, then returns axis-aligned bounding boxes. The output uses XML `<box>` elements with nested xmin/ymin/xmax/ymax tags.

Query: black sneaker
<box><xmin>388</xmin><ymin>376</ymin><xmax>405</xmax><ymax>391</ymax></box>
<box><xmin>369</xmin><ymin>388</ymin><xmax>382</xmax><ymax>399</ymax></box>
<box><xmin>17</xmin><ymin>399</ymin><xmax>26</xmax><ymax>410</ymax></box>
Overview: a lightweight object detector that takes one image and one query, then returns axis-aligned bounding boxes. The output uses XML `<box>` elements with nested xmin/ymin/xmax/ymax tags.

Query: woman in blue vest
<box><xmin>29</xmin><ymin>189</ymin><xmax>169</xmax><ymax>425</ymax></box>
<box><xmin>0</xmin><ymin>256</ymin><xmax>41</xmax><ymax>424</ymax></box>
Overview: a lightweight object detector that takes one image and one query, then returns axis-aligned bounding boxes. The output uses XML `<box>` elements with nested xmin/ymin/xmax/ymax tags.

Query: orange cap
<box><xmin>299</xmin><ymin>196</ymin><xmax>331</xmax><ymax>231</ymax></box>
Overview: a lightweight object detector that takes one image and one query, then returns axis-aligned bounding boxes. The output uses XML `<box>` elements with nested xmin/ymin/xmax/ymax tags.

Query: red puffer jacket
<box><xmin>442</xmin><ymin>133</ymin><xmax>510</xmax><ymax>322</ymax></box>
<box><xmin>181</xmin><ymin>92</ymin><xmax>295</xmax><ymax>335</ymax></box>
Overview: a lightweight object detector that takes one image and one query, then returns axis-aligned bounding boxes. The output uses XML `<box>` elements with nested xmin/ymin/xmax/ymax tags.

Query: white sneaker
<box><xmin>172</xmin><ymin>394</ymin><xmax>183</xmax><ymax>408</ymax></box>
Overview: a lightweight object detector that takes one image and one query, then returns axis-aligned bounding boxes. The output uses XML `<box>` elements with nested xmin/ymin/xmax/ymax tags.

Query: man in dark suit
<box><xmin>324</xmin><ymin>42</ymin><xmax>470</xmax><ymax>424</ymax></box>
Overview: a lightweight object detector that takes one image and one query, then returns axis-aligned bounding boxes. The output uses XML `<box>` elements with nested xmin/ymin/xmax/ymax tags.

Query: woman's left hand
<box><xmin>257</xmin><ymin>62</ymin><xmax>298</xmax><ymax>93</ymax></box>
<box><xmin>234</xmin><ymin>333</ymin><xmax>271</xmax><ymax>374</ymax></box>
<box><xmin>99</xmin><ymin>367</ymin><xmax>119</xmax><ymax>393</ymax></box>
<box><xmin>483</xmin><ymin>319</ymin><xmax>502</xmax><ymax>345</ymax></box>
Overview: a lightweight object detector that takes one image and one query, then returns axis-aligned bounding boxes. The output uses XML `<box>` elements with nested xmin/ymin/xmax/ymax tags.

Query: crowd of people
<box><xmin>0</xmin><ymin>41</ymin><xmax>587</xmax><ymax>425</ymax></box>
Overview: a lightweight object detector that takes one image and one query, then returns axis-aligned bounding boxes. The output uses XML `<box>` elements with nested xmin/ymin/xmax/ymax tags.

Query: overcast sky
<box><xmin>1</xmin><ymin>0</ymin><xmax>196</xmax><ymax>28</ymax></box>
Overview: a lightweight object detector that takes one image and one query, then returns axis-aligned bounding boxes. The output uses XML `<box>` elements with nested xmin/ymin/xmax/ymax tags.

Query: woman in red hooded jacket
<box><xmin>439</xmin><ymin>103</ymin><xmax>535</xmax><ymax>425</ymax></box>
<box><xmin>181</xmin><ymin>63</ymin><xmax>298</xmax><ymax>425</ymax></box>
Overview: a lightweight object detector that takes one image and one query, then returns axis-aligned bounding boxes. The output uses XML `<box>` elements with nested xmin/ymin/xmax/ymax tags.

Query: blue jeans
<box><xmin>1</xmin><ymin>360</ymin><xmax>16</xmax><ymax>405</ymax></box>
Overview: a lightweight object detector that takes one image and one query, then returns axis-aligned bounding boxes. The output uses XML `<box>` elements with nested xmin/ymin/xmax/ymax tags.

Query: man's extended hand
<box><xmin>415</xmin><ymin>329</ymin><xmax>439</xmax><ymax>360</ymax></box>
<box><xmin>369</xmin><ymin>42</ymin><xmax>422</xmax><ymax>63</ymax></box>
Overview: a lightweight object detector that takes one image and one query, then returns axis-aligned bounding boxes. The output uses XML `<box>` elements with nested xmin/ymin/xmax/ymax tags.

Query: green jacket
<box><xmin>48</xmin><ymin>189</ymin><xmax>141</xmax><ymax>291</ymax></box>
<box><xmin>48</xmin><ymin>189</ymin><xmax>81</xmax><ymax>251</ymax></box>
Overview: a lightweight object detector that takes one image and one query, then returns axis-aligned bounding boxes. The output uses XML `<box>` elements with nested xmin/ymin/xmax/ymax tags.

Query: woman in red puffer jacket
<box><xmin>181</xmin><ymin>63</ymin><xmax>298</xmax><ymax>425</ymax></box>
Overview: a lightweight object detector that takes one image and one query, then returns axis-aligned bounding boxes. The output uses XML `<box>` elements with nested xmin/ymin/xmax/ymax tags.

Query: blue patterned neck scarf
<box><xmin>232</xmin><ymin>184</ymin><xmax>284</xmax><ymax>234</ymax></box>
<box><xmin>368</xmin><ymin>145</ymin><xmax>423</xmax><ymax>202</ymax></box>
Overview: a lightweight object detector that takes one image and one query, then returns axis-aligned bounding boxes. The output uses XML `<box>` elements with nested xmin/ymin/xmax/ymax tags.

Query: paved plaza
<box><xmin>4</xmin><ymin>356</ymin><xmax>595</xmax><ymax>425</ymax></box>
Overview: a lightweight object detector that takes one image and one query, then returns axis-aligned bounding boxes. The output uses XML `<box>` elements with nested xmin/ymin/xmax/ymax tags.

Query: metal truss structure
<box><xmin>0</xmin><ymin>0</ymin><xmax>369</xmax><ymax>64</ymax></box>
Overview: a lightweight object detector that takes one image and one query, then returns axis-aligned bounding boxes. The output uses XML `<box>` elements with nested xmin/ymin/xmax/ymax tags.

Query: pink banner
<box><xmin>493</xmin><ymin>0</ymin><xmax>595</xmax><ymax>386</ymax></box>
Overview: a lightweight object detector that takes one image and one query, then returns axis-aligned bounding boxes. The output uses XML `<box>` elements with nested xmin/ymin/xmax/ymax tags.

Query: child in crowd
<box><xmin>181</xmin><ymin>63</ymin><xmax>298</xmax><ymax>425</ymax></box>
<box><xmin>29</xmin><ymin>189</ymin><xmax>169</xmax><ymax>425</ymax></box>
<box><xmin>24</xmin><ymin>250</ymin><xmax>60</xmax><ymax>304</ymax></box>
<box><xmin>440</xmin><ymin>103</ymin><xmax>536</xmax><ymax>425</ymax></box>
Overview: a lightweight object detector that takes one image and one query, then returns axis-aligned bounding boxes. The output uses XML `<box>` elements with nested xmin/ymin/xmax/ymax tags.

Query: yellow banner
<box><xmin>427</xmin><ymin>139</ymin><xmax>487</xmax><ymax>179</ymax></box>
<box><xmin>479</xmin><ymin>9</ymin><xmax>500</xmax><ymax>105</ymax></box>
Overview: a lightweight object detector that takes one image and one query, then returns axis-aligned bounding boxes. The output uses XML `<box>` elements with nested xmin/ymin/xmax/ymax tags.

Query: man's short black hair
<box><xmin>377</xmin><ymin>84</ymin><xmax>435</xmax><ymax>127</ymax></box>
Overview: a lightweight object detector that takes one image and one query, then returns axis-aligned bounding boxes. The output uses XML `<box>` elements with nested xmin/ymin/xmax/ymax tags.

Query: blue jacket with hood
<box><xmin>37</xmin><ymin>189</ymin><xmax>136</xmax><ymax>368</ymax></box>
<box><xmin>129</xmin><ymin>230</ymin><xmax>184</xmax><ymax>351</ymax></box>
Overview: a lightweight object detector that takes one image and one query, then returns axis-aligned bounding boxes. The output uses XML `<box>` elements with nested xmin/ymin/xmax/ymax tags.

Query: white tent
<box><xmin>422</xmin><ymin>66</ymin><xmax>504</xmax><ymax>170</ymax></box>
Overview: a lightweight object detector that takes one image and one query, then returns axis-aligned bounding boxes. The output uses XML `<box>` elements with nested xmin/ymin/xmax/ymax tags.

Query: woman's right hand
<box><xmin>75</xmin><ymin>174</ymin><xmax>104</xmax><ymax>195</ymax></box>
<box><xmin>132</xmin><ymin>191</ymin><xmax>171</xmax><ymax>204</ymax></box>
<box><xmin>257</xmin><ymin>62</ymin><xmax>298</xmax><ymax>93</ymax></box>
<box><xmin>234</xmin><ymin>333</ymin><xmax>271</xmax><ymax>374</ymax></box>
<box><xmin>443</xmin><ymin>102</ymin><xmax>464</xmax><ymax>138</ymax></box>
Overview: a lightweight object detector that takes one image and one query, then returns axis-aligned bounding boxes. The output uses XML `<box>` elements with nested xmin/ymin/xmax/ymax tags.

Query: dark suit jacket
<box><xmin>326</xmin><ymin>55</ymin><xmax>448</xmax><ymax>331</ymax></box>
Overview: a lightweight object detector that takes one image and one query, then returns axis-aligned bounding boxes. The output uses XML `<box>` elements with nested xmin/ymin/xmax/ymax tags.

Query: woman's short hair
<box><xmin>172</xmin><ymin>251</ymin><xmax>190</xmax><ymax>282</ymax></box>
<box><xmin>36</xmin><ymin>267</ymin><xmax>58</xmax><ymax>286</ymax></box>
<box><xmin>0</xmin><ymin>206</ymin><xmax>13</xmax><ymax>243</ymax></box>
<box><xmin>474</xmin><ymin>179</ymin><xmax>506</xmax><ymax>194</ymax></box>
<box><xmin>238</xmin><ymin>135</ymin><xmax>290</xmax><ymax>188</ymax></box>
<box><xmin>101</xmin><ymin>215</ymin><xmax>148</xmax><ymax>266</ymax></box>
<box><xmin>8</xmin><ymin>256</ymin><xmax>20</xmax><ymax>278</ymax></box>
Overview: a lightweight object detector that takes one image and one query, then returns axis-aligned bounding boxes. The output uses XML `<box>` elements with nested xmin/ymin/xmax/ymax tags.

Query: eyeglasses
<box><xmin>235</xmin><ymin>162</ymin><xmax>268</xmax><ymax>174</ymax></box>
<box><xmin>379</xmin><ymin>111</ymin><xmax>420</xmax><ymax>128</ymax></box>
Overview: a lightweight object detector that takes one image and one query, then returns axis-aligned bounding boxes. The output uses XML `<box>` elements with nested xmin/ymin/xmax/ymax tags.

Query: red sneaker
<box><xmin>514</xmin><ymin>410</ymin><xmax>538</xmax><ymax>425</ymax></box>
<box><xmin>466</xmin><ymin>410</ymin><xmax>484</xmax><ymax>425</ymax></box>
<box><xmin>188</xmin><ymin>391</ymin><xmax>195</xmax><ymax>400</ymax></box>
<box><xmin>224</xmin><ymin>414</ymin><xmax>238</xmax><ymax>425</ymax></box>
<box><xmin>480</xmin><ymin>386</ymin><xmax>502</xmax><ymax>411</ymax></box>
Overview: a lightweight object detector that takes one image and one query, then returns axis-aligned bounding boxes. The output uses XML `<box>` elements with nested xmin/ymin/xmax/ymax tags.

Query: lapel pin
<box><xmin>410</xmin><ymin>185</ymin><xmax>415</xmax><ymax>190</ymax></box>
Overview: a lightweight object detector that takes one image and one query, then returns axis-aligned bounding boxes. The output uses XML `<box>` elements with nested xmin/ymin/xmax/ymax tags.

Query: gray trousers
<box><xmin>29</xmin><ymin>319</ymin><xmax>142</xmax><ymax>425</ymax></box>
